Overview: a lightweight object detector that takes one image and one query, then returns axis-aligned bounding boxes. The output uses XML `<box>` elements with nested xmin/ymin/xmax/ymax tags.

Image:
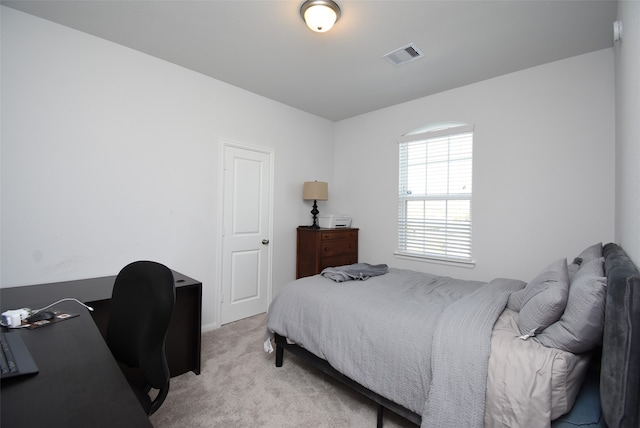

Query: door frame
<box><xmin>215</xmin><ymin>139</ymin><xmax>274</xmax><ymax>328</ymax></box>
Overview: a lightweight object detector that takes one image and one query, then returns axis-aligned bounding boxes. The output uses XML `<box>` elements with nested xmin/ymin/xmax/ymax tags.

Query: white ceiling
<box><xmin>2</xmin><ymin>0</ymin><xmax>618</xmax><ymax>121</ymax></box>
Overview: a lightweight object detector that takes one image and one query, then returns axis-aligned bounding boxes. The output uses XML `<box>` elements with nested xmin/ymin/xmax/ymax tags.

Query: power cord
<box><xmin>31</xmin><ymin>298</ymin><xmax>94</xmax><ymax>315</ymax></box>
<box><xmin>1</xmin><ymin>298</ymin><xmax>93</xmax><ymax>328</ymax></box>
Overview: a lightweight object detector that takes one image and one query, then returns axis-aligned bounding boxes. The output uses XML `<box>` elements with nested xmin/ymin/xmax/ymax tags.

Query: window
<box><xmin>397</xmin><ymin>123</ymin><xmax>474</xmax><ymax>263</ymax></box>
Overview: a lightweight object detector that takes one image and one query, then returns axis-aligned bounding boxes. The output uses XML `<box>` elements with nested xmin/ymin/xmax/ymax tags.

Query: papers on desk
<box><xmin>22</xmin><ymin>312</ymin><xmax>79</xmax><ymax>329</ymax></box>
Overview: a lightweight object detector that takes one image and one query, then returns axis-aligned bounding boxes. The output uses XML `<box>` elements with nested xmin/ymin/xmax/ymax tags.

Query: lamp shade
<box><xmin>303</xmin><ymin>181</ymin><xmax>328</xmax><ymax>201</ymax></box>
<box><xmin>300</xmin><ymin>0</ymin><xmax>341</xmax><ymax>33</ymax></box>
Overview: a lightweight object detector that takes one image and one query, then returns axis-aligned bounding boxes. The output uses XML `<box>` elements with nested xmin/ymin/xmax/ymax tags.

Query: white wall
<box><xmin>615</xmin><ymin>1</ymin><xmax>640</xmax><ymax>265</ymax></box>
<box><xmin>0</xmin><ymin>6</ymin><xmax>335</xmax><ymax>329</ymax></box>
<box><xmin>333</xmin><ymin>49</ymin><xmax>616</xmax><ymax>283</ymax></box>
<box><xmin>1</xmin><ymin>5</ymin><xmax>626</xmax><ymax>330</ymax></box>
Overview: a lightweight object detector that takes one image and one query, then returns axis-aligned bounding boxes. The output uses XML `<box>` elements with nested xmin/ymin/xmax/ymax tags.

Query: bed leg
<box><xmin>377</xmin><ymin>404</ymin><xmax>384</xmax><ymax>428</ymax></box>
<box><xmin>275</xmin><ymin>344</ymin><xmax>284</xmax><ymax>367</ymax></box>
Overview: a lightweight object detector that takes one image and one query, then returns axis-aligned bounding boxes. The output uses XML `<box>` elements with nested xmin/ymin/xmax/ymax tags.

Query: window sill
<box><xmin>393</xmin><ymin>251</ymin><xmax>476</xmax><ymax>269</ymax></box>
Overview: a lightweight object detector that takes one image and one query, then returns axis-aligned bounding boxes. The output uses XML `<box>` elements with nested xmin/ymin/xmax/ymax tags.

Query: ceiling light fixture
<box><xmin>300</xmin><ymin>0</ymin><xmax>341</xmax><ymax>33</ymax></box>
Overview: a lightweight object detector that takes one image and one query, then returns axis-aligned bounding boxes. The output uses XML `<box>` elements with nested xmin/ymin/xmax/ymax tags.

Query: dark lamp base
<box><xmin>310</xmin><ymin>199</ymin><xmax>320</xmax><ymax>229</ymax></box>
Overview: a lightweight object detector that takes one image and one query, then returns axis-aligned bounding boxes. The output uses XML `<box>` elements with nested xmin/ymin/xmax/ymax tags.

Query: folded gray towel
<box><xmin>321</xmin><ymin>263</ymin><xmax>389</xmax><ymax>282</ymax></box>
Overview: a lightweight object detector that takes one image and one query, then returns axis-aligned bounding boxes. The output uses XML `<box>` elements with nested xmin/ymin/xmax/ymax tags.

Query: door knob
<box><xmin>262</xmin><ymin>239</ymin><xmax>270</xmax><ymax>245</ymax></box>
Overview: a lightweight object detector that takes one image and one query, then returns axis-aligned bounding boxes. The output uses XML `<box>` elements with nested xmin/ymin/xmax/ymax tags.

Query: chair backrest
<box><xmin>106</xmin><ymin>261</ymin><xmax>175</xmax><ymax>389</ymax></box>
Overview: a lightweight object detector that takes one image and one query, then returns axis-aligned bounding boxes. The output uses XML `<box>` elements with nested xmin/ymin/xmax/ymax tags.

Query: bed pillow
<box><xmin>574</xmin><ymin>257</ymin><xmax>605</xmax><ymax>280</ymax></box>
<box><xmin>578</xmin><ymin>242</ymin><xmax>603</xmax><ymax>262</ymax></box>
<box><xmin>568</xmin><ymin>243</ymin><xmax>603</xmax><ymax>282</ymax></box>
<box><xmin>535</xmin><ymin>273</ymin><xmax>606</xmax><ymax>353</ymax></box>
<box><xmin>567</xmin><ymin>260</ymin><xmax>581</xmax><ymax>283</ymax></box>
<box><xmin>517</xmin><ymin>258</ymin><xmax>570</xmax><ymax>336</ymax></box>
<box><xmin>506</xmin><ymin>287</ymin><xmax>525</xmax><ymax>311</ymax></box>
<box><xmin>571</xmin><ymin>243</ymin><xmax>603</xmax><ymax>267</ymax></box>
<box><xmin>507</xmin><ymin>258</ymin><xmax>566</xmax><ymax>312</ymax></box>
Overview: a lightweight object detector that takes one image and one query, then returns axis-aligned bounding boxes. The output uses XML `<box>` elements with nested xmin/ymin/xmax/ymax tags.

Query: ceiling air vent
<box><xmin>383</xmin><ymin>43</ymin><xmax>425</xmax><ymax>66</ymax></box>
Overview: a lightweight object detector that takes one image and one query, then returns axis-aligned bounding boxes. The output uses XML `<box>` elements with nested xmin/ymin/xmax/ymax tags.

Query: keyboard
<box><xmin>1</xmin><ymin>331</ymin><xmax>39</xmax><ymax>379</ymax></box>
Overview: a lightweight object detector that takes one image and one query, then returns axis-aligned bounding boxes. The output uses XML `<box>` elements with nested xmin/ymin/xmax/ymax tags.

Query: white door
<box><xmin>221</xmin><ymin>144</ymin><xmax>272</xmax><ymax>325</ymax></box>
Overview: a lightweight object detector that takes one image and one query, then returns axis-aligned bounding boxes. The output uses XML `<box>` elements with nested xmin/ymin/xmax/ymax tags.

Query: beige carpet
<box><xmin>150</xmin><ymin>313</ymin><xmax>416</xmax><ymax>428</ymax></box>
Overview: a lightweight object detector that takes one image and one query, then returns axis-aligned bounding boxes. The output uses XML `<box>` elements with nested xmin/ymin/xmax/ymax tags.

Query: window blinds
<box><xmin>398</xmin><ymin>125</ymin><xmax>473</xmax><ymax>262</ymax></box>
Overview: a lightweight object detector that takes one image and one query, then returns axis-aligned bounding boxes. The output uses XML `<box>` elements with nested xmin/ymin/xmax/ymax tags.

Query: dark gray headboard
<box><xmin>601</xmin><ymin>243</ymin><xmax>640</xmax><ymax>427</ymax></box>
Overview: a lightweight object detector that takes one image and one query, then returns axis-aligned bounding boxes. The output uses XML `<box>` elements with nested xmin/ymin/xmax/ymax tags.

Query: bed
<box><xmin>265</xmin><ymin>242</ymin><xmax>640</xmax><ymax>427</ymax></box>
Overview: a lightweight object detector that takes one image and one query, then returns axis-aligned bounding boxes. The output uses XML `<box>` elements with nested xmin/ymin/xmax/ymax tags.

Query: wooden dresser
<box><xmin>296</xmin><ymin>227</ymin><xmax>359</xmax><ymax>279</ymax></box>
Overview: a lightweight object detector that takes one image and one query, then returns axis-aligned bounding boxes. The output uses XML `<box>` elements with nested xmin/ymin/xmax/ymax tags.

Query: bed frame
<box><xmin>274</xmin><ymin>243</ymin><xmax>640</xmax><ymax>427</ymax></box>
<box><xmin>274</xmin><ymin>332</ymin><xmax>420</xmax><ymax>427</ymax></box>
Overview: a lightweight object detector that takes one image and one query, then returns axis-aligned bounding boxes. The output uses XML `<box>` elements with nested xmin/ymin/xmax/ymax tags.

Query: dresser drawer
<box><xmin>321</xmin><ymin>239</ymin><xmax>357</xmax><ymax>257</ymax></box>
<box><xmin>320</xmin><ymin>230</ymin><xmax>358</xmax><ymax>241</ymax></box>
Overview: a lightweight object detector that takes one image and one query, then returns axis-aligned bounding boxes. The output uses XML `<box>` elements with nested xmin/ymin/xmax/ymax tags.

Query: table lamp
<box><xmin>303</xmin><ymin>181</ymin><xmax>328</xmax><ymax>229</ymax></box>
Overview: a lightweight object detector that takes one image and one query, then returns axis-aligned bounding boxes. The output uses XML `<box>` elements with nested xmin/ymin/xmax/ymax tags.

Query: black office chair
<box><xmin>106</xmin><ymin>261</ymin><xmax>175</xmax><ymax>416</ymax></box>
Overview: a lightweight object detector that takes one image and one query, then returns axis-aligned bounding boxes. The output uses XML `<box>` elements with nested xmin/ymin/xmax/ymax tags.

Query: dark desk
<box><xmin>0</xmin><ymin>271</ymin><xmax>202</xmax><ymax>427</ymax></box>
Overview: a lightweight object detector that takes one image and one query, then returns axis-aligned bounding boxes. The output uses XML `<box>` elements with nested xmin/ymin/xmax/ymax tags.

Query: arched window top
<box><xmin>398</xmin><ymin>122</ymin><xmax>474</xmax><ymax>144</ymax></box>
<box><xmin>404</xmin><ymin>121</ymin><xmax>471</xmax><ymax>137</ymax></box>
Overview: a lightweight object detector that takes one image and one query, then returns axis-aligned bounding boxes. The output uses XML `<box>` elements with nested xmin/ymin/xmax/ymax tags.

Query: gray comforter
<box><xmin>266</xmin><ymin>268</ymin><xmax>523</xmax><ymax>427</ymax></box>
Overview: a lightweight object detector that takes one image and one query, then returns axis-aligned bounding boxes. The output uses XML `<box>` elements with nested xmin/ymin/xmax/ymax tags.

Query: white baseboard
<box><xmin>201</xmin><ymin>321</ymin><xmax>220</xmax><ymax>333</ymax></box>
